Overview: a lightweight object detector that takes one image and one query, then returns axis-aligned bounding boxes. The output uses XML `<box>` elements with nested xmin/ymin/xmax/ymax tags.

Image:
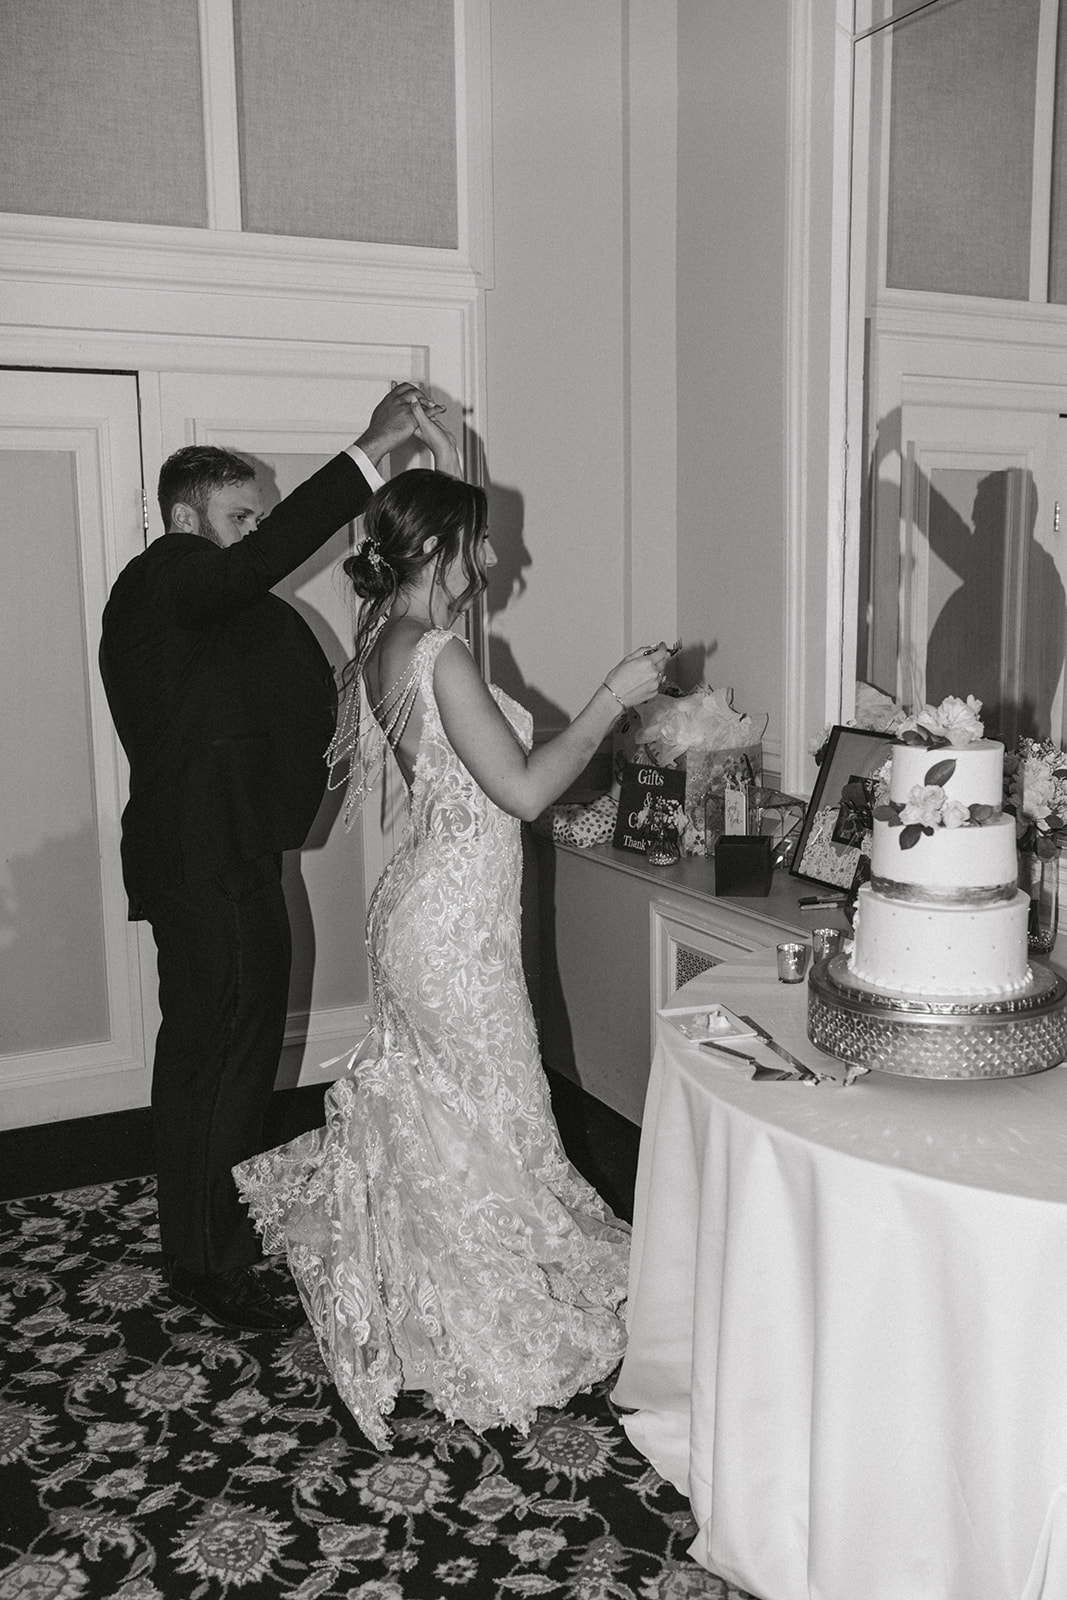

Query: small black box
<box><xmin>714</xmin><ymin>835</ymin><xmax>773</xmax><ymax>897</ymax></box>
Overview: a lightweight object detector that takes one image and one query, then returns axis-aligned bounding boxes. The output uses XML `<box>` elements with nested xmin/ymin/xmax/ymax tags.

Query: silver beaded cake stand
<box><xmin>807</xmin><ymin>955</ymin><xmax>1067</xmax><ymax>1080</ymax></box>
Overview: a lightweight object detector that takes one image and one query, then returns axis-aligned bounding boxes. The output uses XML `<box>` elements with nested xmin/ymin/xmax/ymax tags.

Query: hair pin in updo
<box><xmin>363</xmin><ymin>540</ymin><xmax>387</xmax><ymax>572</ymax></box>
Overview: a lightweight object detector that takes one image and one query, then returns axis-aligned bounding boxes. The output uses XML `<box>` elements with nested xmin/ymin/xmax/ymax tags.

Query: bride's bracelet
<box><xmin>601</xmin><ymin>680</ymin><xmax>628</xmax><ymax>714</ymax></box>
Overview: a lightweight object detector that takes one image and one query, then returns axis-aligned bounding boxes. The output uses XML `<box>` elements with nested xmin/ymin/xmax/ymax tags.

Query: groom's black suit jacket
<box><xmin>100</xmin><ymin>453</ymin><xmax>374</xmax><ymax>913</ymax></box>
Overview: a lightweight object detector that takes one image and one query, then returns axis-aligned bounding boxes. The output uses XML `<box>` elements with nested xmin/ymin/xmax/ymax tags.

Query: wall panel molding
<box><xmin>782</xmin><ymin>0</ymin><xmax>856</xmax><ymax>793</ymax></box>
<box><xmin>198</xmin><ymin>0</ymin><xmax>243</xmax><ymax>231</ymax></box>
<box><xmin>0</xmin><ymin>215</ymin><xmax>481</xmax><ymax>302</ymax></box>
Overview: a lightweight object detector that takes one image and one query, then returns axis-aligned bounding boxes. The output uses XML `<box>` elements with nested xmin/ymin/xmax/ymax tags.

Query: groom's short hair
<box><xmin>158</xmin><ymin>444</ymin><xmax>255</xmax><ymax>529</ymax></box>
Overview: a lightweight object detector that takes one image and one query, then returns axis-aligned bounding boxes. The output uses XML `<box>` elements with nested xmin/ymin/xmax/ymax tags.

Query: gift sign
<box><xmin>612</xmin><ymin>761</ymin><xmax>687</xmax><ymax>856</ymax></box>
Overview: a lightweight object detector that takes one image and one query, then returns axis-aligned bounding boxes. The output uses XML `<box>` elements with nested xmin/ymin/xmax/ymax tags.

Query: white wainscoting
<box><xmin>0</xmin><ymin>372</ymin><xmax>151</xmax><ymax>1127</ymax></box>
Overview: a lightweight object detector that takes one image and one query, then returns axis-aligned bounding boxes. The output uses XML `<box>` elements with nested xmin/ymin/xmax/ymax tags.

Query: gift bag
<box><xmin>686</xmin><ymin>743</ymin><xmax>763</xmax><ymax>852</ymax></box>
<box><xmin>618</xmin><ymin>687</ymin><xmax>767</xmax><ymax>855</ymax></box>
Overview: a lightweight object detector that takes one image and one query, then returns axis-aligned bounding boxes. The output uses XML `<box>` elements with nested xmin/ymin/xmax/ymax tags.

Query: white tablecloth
<box><xmin>612</xmin><ymin>949</ymin><xmax>1067</xmax><ymax>1600</ymax></box>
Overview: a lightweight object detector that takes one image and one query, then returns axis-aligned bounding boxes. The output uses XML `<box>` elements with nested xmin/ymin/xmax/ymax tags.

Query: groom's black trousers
<box><xmin>140</xmin><ymin>855</ymin><xmax>290</xmax><ymax>1276</ymax></box>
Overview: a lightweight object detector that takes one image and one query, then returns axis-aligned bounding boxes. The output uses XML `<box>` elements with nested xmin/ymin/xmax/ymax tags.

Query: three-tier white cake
<box><xmin>848</xmin><ymin>737</ymin><xmax>1031</xmax><ymax>997</ymax></box>
<box><xmin>807</xmin><ymin>699</ymin><xmax>1067</xmax><ymax>1079</ymax></box>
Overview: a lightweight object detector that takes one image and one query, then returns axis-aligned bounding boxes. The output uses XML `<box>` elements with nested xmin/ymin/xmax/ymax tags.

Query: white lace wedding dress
<box><xmin>234</xmin><ymin>629</ymin><xmax>629</xmax><ymax>1448</ymax></box>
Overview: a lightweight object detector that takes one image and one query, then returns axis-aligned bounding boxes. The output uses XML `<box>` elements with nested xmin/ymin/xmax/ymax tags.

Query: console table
<box><xmin>531</xmin><ymin>837</ymin><xmax>845</xmax><ymax>1123</ymax></box>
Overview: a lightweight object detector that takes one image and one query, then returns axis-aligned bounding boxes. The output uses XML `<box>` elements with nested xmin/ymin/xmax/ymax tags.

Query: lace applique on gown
<box><xmin>234</xmin><ymin>628</ymin><xmax>629</xmax><ymax>1448</ymax></box>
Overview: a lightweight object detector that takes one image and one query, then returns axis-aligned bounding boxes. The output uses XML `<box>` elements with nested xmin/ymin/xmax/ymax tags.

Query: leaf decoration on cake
<box><xmin>898</xmin><ymin>822</ymin><xmax>933</xmax><ymax>849</ymax></box>
<box><xmin>924</xmin><ymin>758</ymin><xmax>956</xmax><ymax>788</ymax></box>
<box><xmin>873</xmin><ymin>803</ymin><xmax>902</xmax><ymax>827</ymax></box>
<box><xmin>968</xmin><ymin>803</ymin><xmax>995</xmax><ymax>824</ymax></box>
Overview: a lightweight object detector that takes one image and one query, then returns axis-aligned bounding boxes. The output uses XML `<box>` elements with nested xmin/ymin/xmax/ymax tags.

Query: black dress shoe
<box><xmin>166</xmin><ymin>1263</ymin><xmax>302</xmax><ymax>1333</ymax></box>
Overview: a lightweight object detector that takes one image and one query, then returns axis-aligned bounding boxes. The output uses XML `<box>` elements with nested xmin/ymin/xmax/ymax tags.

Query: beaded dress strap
<box><xmin>415</xmin><ymin>628</ymin><xmax>464</xmax><ymax>721</ymax></box>
<box><xmin>327</xmin><ymin>627</ymin><xmax>454</xmax><ymax>831</ymax></box>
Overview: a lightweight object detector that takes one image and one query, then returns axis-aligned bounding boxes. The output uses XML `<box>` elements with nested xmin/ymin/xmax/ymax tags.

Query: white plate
<box><xmin>657</xmin><ymin>1003</ymin><xmax>757</xmax><ymax>1044</ymax></box>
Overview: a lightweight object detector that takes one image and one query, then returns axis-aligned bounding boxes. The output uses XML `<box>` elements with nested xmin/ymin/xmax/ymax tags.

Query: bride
<box><xmin>234</xmin><ymin>407</ymin><xmax>670</xmax><ymax>1448</ymax></box>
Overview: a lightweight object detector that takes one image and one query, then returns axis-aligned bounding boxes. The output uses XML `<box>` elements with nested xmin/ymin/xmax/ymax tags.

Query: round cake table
<box><xmin>613</xmin><ymin>949</ymin><xmax>1067</xmax><ymax>1600</ymax></box>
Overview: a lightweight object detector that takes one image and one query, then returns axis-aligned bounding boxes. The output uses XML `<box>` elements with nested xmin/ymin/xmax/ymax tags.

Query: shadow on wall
<box><xmin>671</xmin><ymin>642</ymin><xmax>717</xmax><ymax>694</ymax></box>
<box><xmin>483</xmin><ymin>477</ymin><xmax>569</xmax><ymax>734</ymax></box>
<box><xmin>0</xmin><ymin>822</ymin><xmax>109</xmax><ymax>1055</ymax></box>
<box><xmin>861</xmin><ymin>411</ymin><xmax>1067</xmax><ymax>745</ymax></box>
<box><xmin>924</xmin><ymin>468</ymin><xmax>1065</xmax><ymax>746</ymax></box>
<box><xmin>483</xmin><ymin>476</ymin><xmax>719</xmax><ymax>720</ymax></box>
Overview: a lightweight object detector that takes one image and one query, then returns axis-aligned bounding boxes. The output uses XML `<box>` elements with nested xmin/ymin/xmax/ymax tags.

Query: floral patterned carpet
<box><xmin>0</xmin><ymin>1177</ymin><xmax>756</xmax><ymax>1600</ymax></box>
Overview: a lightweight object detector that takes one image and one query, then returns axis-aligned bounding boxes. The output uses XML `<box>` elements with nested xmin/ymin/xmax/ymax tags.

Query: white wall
<box><xmin>484</xmin><ymin>0</ymin><xmax>677</xmax><ymax>736</ymax></box>
<box><xmin>676</xmin><ymin>2</ymin><xmax>790</xmax><ymax>762</ymax></box>
<box><xmin>484</xmin><ymin>0</ymin><xmax>845</xmax><ymax>794</ymax></box>
<box><xmin>672</xmin><ymin>0</ymin><xmax>847</xmax><ymax>791</ymax></box>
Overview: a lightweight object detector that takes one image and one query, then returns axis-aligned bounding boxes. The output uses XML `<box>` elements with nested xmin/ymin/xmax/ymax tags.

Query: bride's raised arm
<box><xmin>433</xmin><ymin>634</ymin><xmax>669</xmax><ymax>822</ymax></box>
<box><xmin>413</xmin><ymin>399</ymin><xmax>463</xmax><ymax>477</ymax></box>
<box><xmin>410</xmin><ymin>395</ymin><xmax>670</xmax><ymax>817</ymax></box>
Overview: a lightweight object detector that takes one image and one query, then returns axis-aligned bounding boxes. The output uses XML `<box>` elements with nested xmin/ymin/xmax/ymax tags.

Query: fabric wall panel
<box><xmin>234</xmin><ymin>0</ymin><xmax>458</xmax><ymax>247</ymax></box>
<box><xmin>0</xmin><ymin>0</ymin><xmax>207</xmax><ymax>227</ymax></box>
<box><xmin>886</xmin><ymin>0</ymin><xmax>1039</xmax><ymax>300</ymax></box>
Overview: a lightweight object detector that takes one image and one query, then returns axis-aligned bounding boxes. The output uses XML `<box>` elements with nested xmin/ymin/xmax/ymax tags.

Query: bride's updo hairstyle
<box><xmin>344</xmin><ymin>469</ymin><xmax>489</xmax><ymax>668</ymax></box>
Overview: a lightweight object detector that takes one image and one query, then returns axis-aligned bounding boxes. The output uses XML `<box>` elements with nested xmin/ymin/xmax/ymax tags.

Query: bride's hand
<box><xmin>413</xmin><ymin>399</ymin><xmax>462</xmax><ymax>476</ymax></box>
<box><xmin>602</xmin><ymin>643</ymin><xmax>672</xmax><ymax>709</ymax></box>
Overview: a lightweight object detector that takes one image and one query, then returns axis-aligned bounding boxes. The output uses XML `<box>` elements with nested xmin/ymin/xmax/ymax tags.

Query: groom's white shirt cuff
<box><xmin>348</xmin><ymin>445</ymin><xmax>385</xmax><ymax>492</ymax></box>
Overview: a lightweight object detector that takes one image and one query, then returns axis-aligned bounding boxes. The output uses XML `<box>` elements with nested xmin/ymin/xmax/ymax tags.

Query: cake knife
<box><xmin>736</xmin><ymin>1014</ymin><xmax>828</xmax><ymax>1084</ymax></box>
<box><xmin>699</xmin><ymin>1042</ymin><xmax>796</xmax><ymax>1081</ymax></box>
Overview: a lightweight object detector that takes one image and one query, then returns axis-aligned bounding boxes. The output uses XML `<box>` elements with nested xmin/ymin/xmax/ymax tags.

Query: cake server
<box><xmin>736</xmin><ymin>1014</ymin><xmax>828</xmax><ymax>1084</ymax></box>
<box><xmin>700</xmin><ymin>1041</ymin><xmax>804</xmax><ymax>1083</ymax></box>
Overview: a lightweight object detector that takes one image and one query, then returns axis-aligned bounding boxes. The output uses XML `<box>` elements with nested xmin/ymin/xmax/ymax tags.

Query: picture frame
<box><xmin>789</xmin><ymin>725</ymin><xmax>895</xmax><ymax>890</ymax></box>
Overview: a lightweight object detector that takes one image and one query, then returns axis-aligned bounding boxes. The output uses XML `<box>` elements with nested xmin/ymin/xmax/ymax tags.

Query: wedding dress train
<box><xmin>234</xmin><ymin>629</ymin><xmax>629</xmax><ymax>1448</ymax></box>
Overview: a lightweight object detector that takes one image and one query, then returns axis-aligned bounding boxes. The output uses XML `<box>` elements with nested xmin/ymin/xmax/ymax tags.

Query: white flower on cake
<box><xmin>899</xmin><ymin>785</ymin><xmax>948</xmax><ymax>828</ymax></box>
<box><xmin>896</xmin><ymin>694</ymin><xmax>984</xmax><ymax>749</ymax></box>
<box><xmin>941</xmin><ymin>799</ymin><xmax>969</xmax><ymax>829</ymax></box>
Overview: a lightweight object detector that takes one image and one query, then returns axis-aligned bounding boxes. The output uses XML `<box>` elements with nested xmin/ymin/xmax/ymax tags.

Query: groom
<box><xmin>99</xmin><ymin>382</ymin><xmax>431</xmax><ymax>1332</ymax></box>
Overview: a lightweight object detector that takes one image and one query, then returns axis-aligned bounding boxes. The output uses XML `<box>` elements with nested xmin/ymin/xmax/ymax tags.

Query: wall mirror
<box><xmin>845</xmin><ymin>0</ymin><xmax>1067</xmax><ymax>748</ymax></box>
